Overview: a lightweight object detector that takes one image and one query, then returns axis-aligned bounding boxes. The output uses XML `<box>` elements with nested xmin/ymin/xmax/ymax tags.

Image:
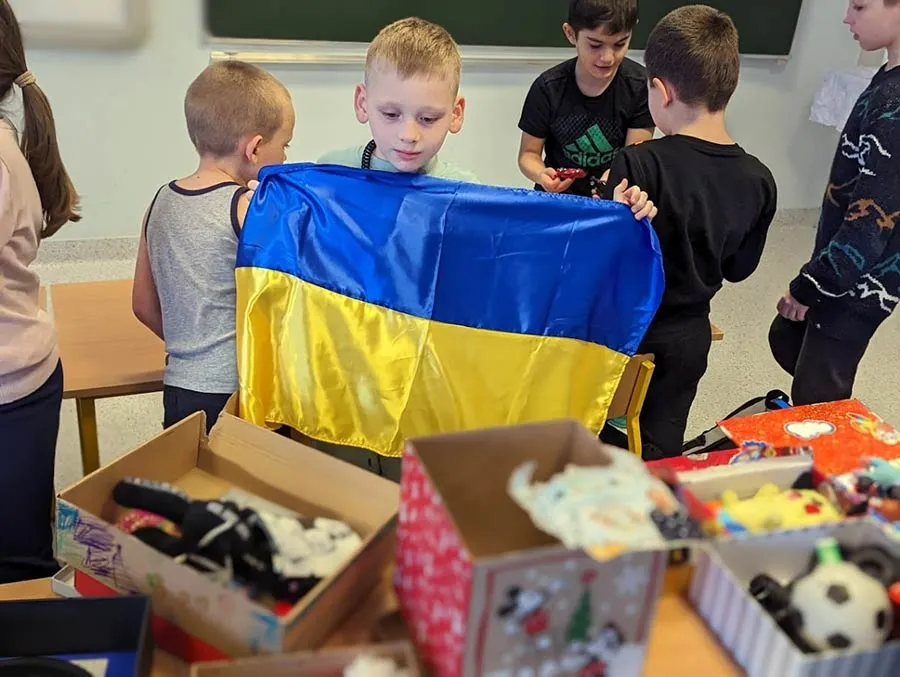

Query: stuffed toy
<box><xmin>112</xmin><ymin>477</ymin><xmax>362</xmax><ymax>603</ymax></box>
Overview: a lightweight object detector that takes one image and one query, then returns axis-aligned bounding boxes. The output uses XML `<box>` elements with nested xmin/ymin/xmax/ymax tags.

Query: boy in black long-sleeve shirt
<box><xmin>771</xmin><ymin>0</ymin><xmax>900</xmax><ymax>406</ymax></box>
<box><xmin>604</xmin><ymin>6</ymin><xmax>777</xmax><ymax>459</ymax></box>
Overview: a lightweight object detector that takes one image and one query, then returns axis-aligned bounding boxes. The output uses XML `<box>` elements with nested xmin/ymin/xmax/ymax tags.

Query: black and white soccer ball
<box><xmin>790</xmin><ymin>561</ymin><xmax>893</xmax><ymax>652</ymax></box>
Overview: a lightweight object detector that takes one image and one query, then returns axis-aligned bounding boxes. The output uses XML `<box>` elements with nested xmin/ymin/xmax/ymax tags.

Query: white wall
<box><xmin>22</xmin><ymin>0</ymin><xmax>858</xmax><ymax>240</ymax></box>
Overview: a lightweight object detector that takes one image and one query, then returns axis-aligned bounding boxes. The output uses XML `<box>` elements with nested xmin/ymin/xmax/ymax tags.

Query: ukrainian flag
<box><xmin>235</xmin><ymin>164</ymin><xmax>663</xmax><ymax>457</ymax></box>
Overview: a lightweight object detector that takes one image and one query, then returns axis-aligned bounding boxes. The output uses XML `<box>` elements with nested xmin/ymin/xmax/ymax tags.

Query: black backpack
<box><xmin>680</xmin><ymin>389</ymin><xmax>792</xmax><ymax>456</ymax></box>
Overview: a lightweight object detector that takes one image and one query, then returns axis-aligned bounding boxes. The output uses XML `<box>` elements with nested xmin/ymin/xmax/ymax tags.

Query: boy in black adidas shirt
<box><xmin>517</xmin><ymin>0</ymin><xmax>654</xmax><ymax>197</ymax></box>
<box><xmin>603</xmin><ymin>6</ymin><xmax>778</xmax><ymax>460</ymax></box>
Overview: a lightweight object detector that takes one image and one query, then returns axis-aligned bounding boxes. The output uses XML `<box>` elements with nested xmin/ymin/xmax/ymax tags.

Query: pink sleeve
<box><xmin>0</xmin><ymin>158</ymin><xmax>14</xmax><ymax>250</ymax></box>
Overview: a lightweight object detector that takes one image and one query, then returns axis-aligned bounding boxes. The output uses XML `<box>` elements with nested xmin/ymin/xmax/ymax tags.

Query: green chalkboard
<box><xmin>205</xmin><ymin>1</ymin><xmax>805</xmax><ymax>57</ymax></box>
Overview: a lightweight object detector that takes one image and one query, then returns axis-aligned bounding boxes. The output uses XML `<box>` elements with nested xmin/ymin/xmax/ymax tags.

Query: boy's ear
<box><xmin>562</xmin><ymin>22</ymin><xmax>577</xmax><ymax>46</ymax></box>
<box><xmin>651</xmin><ymin>77</ymin><xmax>673</xmax><ymax>107</ymax></box>
<box><xmin>353</xmin><ymin>83</ymin><xmax>369</xmax><ymax>124</ymax></box>
<box><xmin>243</xmin><ymin>134</ymin><xmax>265</xmax><ymax>164</ymax></box>
<box><xmin>449</xmin><ymin>95</ymin><xmax>466</xmax><ymax>135</ymax></box>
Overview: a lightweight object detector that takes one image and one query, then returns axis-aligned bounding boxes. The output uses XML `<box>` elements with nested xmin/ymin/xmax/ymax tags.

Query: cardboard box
<box><xmin>689</xmin><ymin>520</ymin><xmax>900</xmax><ymax>676</ymax></box>
<box><xmin>396</xmin><ymin>420</ymin><xmax>673</xmax><ymax>677</ymax></box>
<box><xmin>0</xmin><ymin>595</ymin><xmax>153</xmax><ymax>676</ymax></box>
<box><xmin>189</xmin><ymin>641</ymin><xmax>420</xmax><ymax>677</ymax></box>
<box><xmin>676</xmin><ymin>456</ymin><xmax>845</xmax><ymax>537</ymax></box>
<box><xmin>54</xmin><ymin>410</ymin><xmax>399</xmax><ymax>658</ymax></box>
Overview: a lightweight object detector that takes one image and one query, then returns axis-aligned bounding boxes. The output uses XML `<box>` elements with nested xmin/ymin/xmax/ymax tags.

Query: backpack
<box><xmin>680</xmin><ymin>389</ymin><xmax>792</xmax><ymax>456</ymax></box>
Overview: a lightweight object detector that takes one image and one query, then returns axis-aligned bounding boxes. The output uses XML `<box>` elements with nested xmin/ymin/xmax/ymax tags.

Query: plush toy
<box><xmin>508</xmin><ymin>449</ymin><xmax>701</xmax><ymax>558</ymax></box>
<box><xmin>750</xmin><ymin>538</ymin><xmax>894</xmax><ymax>653</ymax></box>
<box><xmin>112</xmin><ymin>477</ymin><xmax>362</xmax><ymax>604</ymax></box>
<box><xmin>790</xmin><ymin>538</ymin><xmax>892</xmax><ymax>652</ymax></box>
<box><xmin>712</xmin><ymin>483</ymin><xmax>843</xmax><ymax>534</ymax></box>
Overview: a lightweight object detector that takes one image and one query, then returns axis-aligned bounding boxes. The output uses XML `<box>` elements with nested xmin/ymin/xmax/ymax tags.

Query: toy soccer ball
<box><xmin>790</xmin><ymin>538</ymin><xmax>893</xmax><ymax>652</ymax></box>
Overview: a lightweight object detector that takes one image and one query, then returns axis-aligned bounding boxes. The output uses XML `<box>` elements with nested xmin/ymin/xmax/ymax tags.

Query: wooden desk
<box><xmin>0</xmin><ymin>570</ymin><xmax>742</xmax><ymax>676</ymax></box>
<box><xmin>51</xmin><ymin>279</ymin><xmax>165</xmax><ymax>476</ymax></box>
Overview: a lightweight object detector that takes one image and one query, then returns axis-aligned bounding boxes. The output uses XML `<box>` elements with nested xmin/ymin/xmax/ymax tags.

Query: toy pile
<box><xmin>111</xmin><ymin>477</ymin><xmax>362</xmax><ymax>607</ymax></box>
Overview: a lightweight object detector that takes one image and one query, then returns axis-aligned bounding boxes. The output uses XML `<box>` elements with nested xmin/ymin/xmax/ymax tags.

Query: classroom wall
<box><xmin>23</xmin><ymin>0</ymin><xmax>858</xmax><ymax>241</ymax></box>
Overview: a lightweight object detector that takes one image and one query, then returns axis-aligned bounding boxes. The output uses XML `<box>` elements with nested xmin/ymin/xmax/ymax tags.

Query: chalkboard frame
<box><xmin>204</xmin><ymin>1</ymin><xmax>803</xmax><ymax>67</ymax></box>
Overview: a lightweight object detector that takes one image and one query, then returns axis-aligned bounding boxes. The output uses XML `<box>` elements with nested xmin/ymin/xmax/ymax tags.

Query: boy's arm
<box><xmin>235</xmin><ymin>189</ymin><xmax>251</xmax><ymax>229</ymax></box>
<box><xmin>625</xmin><ymin>83</ymin><xmax>655</xmax><ymax>146</ymax></box>
<box><xmin>789</xmin><ymin>93</ymin><xmax>900</xmax><ymax>306</ymax></box>
<box><xmin>722</xmin><ymin>175</ymin><xmax>778</xmax><ymax>283</ymax></box>
<box><xmin>132</xmin><ymin>207</ymin><xmax>164</xmax><ymax>341</ymax></box>
<box><xmin>517</xmin><ymin>79</ymin><xmax>573</xmax><ymax>192</ymax></box>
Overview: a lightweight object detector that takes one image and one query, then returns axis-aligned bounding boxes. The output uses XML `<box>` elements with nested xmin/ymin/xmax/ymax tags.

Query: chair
<box><xmin>606</xmin><ymin>354</ymin><xmax>655</xmax><ymax>458</ymax></box>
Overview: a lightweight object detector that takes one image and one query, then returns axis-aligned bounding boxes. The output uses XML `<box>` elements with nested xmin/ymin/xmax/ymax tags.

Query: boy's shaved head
<box><xmin>185</xmin><ymin>60</ymin><xmax>291</xmax><ymax>157</ymax></box>
<box><xmin>365</xmin><ymin>17</ymin><xmax>462</xmax><ymax>91</ymax></box>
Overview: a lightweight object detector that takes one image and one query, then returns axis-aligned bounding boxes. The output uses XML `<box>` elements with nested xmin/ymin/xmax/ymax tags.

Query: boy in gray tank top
<box><xmin>132</xmin><ymin>60</ymin><xmax>294</xmax><ymax>432</ymax></box>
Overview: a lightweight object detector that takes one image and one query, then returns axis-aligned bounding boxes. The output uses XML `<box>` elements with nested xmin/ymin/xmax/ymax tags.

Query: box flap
<box><xmin>408</xmin><ymin>420</ymin><xmax>612</xmax><ymax>558</ymax></box>
<box><xmin>678</xmin><ymin>457</ymin><xmax>813</xmax><ymax>502</ymax></box>
<box><xmin>58</xmin><ymin>412</ymin><xmax>206</xmax><ymax>518</ymax></box>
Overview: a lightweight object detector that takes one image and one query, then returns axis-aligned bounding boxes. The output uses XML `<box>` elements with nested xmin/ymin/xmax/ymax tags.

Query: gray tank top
<box><xmin>145</xmin><ymin>181</ymin><xmax>247</xmax><ymax>394</ymax></box>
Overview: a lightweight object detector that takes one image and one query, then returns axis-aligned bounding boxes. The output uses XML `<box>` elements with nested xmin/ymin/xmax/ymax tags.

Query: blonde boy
<box><xmin>132</xmin><ymin>61</ymin><xmax>294</xmax><ymax>432</ymax></box>
<box><xmin>319</xmin><ymin>17</ymin><xmax>477</xmax><ymax>181</ymax></box>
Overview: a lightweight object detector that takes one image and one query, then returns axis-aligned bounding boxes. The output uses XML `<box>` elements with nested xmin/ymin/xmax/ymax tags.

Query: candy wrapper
<box><xmin>508</xmin><ymin>448</ymin><xmax>703</xmax><ymax>559</ymax></box>
<box><xmin>830</xmin><ymin>457</ymin><xmax>900</xmax><ymax>533</ymax></box>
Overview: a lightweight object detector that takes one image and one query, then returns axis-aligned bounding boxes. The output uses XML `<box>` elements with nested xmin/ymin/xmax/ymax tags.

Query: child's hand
<box><xmin>539</xmin><ymin>167</ymin><xmax>575</xmax><ymax>193</ymax></box>
<box><xmin>776</xmin><ymin>291</ymin><xmax>809</xmax><ymax>322</ymax></box>
<box><xmin>612</xmin><ymin>178</ymin><xmax>658</xmax><ymax>222</ymax></box>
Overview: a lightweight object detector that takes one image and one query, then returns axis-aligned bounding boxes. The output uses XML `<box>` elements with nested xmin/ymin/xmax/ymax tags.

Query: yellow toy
<box><xmin>714</xmin><ymin>483</ymin><xmax>843</xmax><ymax>534</ymax></box>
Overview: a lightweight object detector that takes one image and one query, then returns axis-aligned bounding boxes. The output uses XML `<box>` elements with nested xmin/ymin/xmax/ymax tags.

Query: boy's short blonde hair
<box><xmin>185</xmin><ymin>60</ymin><xmax>290</xmax><ymax>157</ymax></box>
<box><xmin>366</xmin><ymin>17</ymin><xmax>462</xmax><ymax>91</ymax></box>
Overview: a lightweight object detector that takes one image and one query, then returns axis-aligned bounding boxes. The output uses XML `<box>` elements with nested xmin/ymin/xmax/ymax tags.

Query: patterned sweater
<box><xmin>790</xmin><ymin>64</ymin><xmax>900</xmax><ymax>335</ymax></box>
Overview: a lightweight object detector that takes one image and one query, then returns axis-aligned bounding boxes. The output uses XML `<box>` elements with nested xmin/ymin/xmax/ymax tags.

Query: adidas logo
<box><xmin>564</xmin><ymin>125</ymin><xmax>618</xmax><ymax>168</ymax></box>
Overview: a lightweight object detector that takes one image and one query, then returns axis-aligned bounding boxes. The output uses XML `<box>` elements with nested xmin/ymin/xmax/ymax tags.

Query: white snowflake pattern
<box><xmin>539</xmin><ymin>659</ymin><xmax>559</xmax><ymax>677</ymax></box>
<box><xmin>517</xmin><ymin>667</ymin><xmax>536</xmax><ymax>677</ymax></box>
<box><xmin>614</xmin><ymin>564</ymin><xmax>650</xmax><ymax>598</ymax></box>
<box><xmin>625</xmin><ymin>602</ymin><xmax>639</xmax><ymax>616</ymax></box>
<box><xmin>564</xmin><ymin>560</ymin><xmax>578</xmax><ymax>571</ymax></box>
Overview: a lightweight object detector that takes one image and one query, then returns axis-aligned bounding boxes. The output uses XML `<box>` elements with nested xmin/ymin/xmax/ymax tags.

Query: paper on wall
<box><xmin>809</xmin><ymin>67</ymin><xmax>879</xmax><ymax>130</ymax></box>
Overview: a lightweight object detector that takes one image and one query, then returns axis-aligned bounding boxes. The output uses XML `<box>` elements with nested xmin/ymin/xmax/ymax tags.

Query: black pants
<box><xmin>163</xmin><ymin>385</ymin><xmax>232</xmax><ymax>434</ymax></box>
<box><xmin>639</xmin><ymin>317</ymin><xmax>712</xmax><ymax>461</ymax></box>
<box><xmin>768</xmin><ymin>315</ymin><xmax>873</xmax><ymax>405</ymax></box>
<box><xmin>0</xmin><ymin>360</ymin><xmax>63</xmax><ymax>583</ymax></box>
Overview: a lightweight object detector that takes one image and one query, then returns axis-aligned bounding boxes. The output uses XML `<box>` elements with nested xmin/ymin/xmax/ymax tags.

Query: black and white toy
<box><xmin>750</xmin><ymin>537</ymin><xmax>893</xmax><ymax>653</ymax></box>
<box><xmin>112</xmin><ymin>477</ymin><xmax>361</xmax><ymax>604</ymax></box>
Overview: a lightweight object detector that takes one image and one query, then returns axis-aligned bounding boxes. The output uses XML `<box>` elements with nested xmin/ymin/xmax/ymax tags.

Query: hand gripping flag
<box><xmin>235</xmin><ymin>163</ymin><xmax>664</xmax><ymax>457</ymax></box>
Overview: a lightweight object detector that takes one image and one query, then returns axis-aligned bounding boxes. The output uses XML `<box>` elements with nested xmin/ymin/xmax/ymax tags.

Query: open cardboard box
<box><xmin>396</xmin><ymin>419</ymin><xmax>675</xmax><ymax>677</ymax></box>
<box><xmin>189</xmin><ymin>640</ymin><xmax>420</xmax><ymax>677</ymax></box>
<box><xmin>689</xmin><ymin>520</ymin><xmax>900</xmax><ymax>676</ymax></box>
<box><xmin>54</xmin><ymin>409</ymin><xmax>399</xmax><ymax>658</ymax></box>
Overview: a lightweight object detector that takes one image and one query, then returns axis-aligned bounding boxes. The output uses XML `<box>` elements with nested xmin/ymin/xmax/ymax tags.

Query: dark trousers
<box><xmin>639</xmin><ymin>317</ymin><xmax>712</xmax><ymax>461</ymax></box>
<box><xmin>163</xmin><ymin>385</ymin><xmax>231</xmax><ymax>434</ymax></box>
<box><xmin>0</xmin><ymin>360</ymin><xmax>63</xmax><ymax>583</ymax></box>
<box><xmin>768</xmin><ymin>315</ymin><xmax>873</xmax><ymax>405</ymax></box>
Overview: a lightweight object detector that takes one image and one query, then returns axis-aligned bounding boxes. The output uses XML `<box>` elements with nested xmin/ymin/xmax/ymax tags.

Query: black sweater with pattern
<box><xmin>790</xmin><ymin>64</ymin><xmax>900</xmax><ymax>336</ymax></box>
